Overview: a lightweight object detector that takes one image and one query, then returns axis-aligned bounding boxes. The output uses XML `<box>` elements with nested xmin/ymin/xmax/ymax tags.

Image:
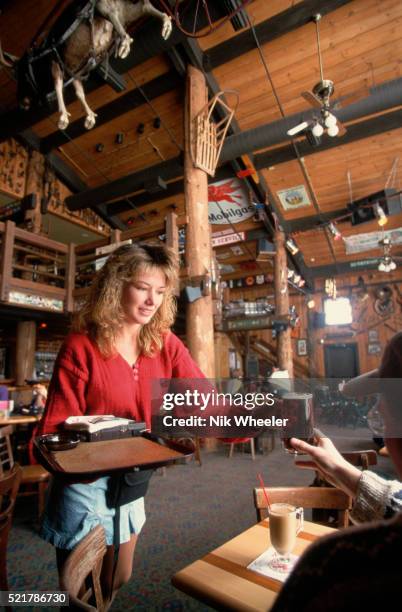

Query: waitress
<box><xmin>37</xmin><ymin>243</ymin><xmax>208</xmax><ymax>604</ymax></box>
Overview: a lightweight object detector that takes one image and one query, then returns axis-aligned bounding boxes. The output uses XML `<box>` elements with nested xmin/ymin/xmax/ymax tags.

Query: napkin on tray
<box><xmin>247</xmin><ymin>546</ymin><xmax>299</xmax><ymax>583</ymax></box>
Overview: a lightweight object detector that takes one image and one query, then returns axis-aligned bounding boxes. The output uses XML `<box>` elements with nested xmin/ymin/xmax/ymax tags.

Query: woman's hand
<box><xmin>290</xmin><ymin>435</ymin><xmax>362</xmax><ymax>498</ymax></box>
<box><xmin>33</xmin><ymin>384</ymin><xmax>48</xmax><ymax>407</ymax></box>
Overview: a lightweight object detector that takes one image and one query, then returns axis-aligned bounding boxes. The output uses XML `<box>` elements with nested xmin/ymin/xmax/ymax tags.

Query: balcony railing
<box><xmin>0</xmin><ymin>212</ymin><xmax>187</xmax><ymax>314</ymax></box>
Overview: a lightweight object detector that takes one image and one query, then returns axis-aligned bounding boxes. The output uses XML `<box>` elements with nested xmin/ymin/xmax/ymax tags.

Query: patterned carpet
<box><xmin>8</xmin><ymin>427</ymin><xmax>395</xmax><ymax>611</ymax></box>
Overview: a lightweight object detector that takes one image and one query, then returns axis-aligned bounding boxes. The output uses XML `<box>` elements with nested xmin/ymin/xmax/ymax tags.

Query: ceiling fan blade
<box><xmin>301</xmin><ymin>90</ymin><xmax>323</xmax><ymax>109</ymax></box>
<box><xmin>287</xmin><ymin>121</ymin><xmax>310</xmax><ymax>136</ymax></box>
<box><xmin>337</xmin><ymin>120</ymin><xmax>347</xmax><ymax>137</ymax></box>
<box><xmin>332</xmin><ymin>85</ymin><xmax>371</xmax><ymax>110</ymax></box>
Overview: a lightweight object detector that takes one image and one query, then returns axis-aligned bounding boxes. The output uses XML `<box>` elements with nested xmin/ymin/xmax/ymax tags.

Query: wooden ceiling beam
<box><xmin>203</xmin><ymin>0</ymin><xmax>354</xmax><ymax>70</ymax></box>
<box><xmin>66</xmin><ymin>156</ymin><xmax>183</xmax><ymax>211</ymax></box>
<box><xmin>310</xmin><ymin>258</ymin><xmax>383</xmax><ymax>278</ymax></box>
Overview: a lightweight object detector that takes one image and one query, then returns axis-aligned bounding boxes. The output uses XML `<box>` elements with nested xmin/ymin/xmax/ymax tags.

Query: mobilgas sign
<box><xmin>208</xmin><ymin>178</ymin><xmax>254</xmax><ymax>225</ymax></box>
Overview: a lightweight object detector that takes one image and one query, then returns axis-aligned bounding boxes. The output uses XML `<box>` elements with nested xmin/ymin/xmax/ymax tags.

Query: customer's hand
<box><xmin>290</xmin><ymin>435</ymin><xmax>362</xmax><ymax>498</ymax></box>
<box><xmin>33</xmin><ymin>384</ymin><xmax>48</xmax><ymax>407</ymax></box>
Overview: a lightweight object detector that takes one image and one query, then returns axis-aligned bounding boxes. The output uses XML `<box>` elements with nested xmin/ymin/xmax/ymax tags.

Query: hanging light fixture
<box><xmin>328</xmin><ymin>222</ymin><xmax>342</xmax><ymax>240</ymax></box>
<box><xmin>312</xmin><ymin>121</ymin><xmax>324</xmax><ymax>137</ymax></box>
<box><xmin>286</xmin><ymin>238</ymin><xmax>299</xmax><ymax>255</ymax></box>
<box><xmin>374</xmin><ymin>202</ymin><xmax>388</xmax><ymax>227</ymax></box>
<box><xmin>325</xmin><ymin>277</ymin><xmax>337</xmax><ymax>300</ymax></box>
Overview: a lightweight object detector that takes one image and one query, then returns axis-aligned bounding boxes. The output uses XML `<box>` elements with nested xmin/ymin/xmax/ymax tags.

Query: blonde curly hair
<box><xmin>73</xmin><ymin>242</ymin><xmax>178</xmax><ymax>357</ymax></box>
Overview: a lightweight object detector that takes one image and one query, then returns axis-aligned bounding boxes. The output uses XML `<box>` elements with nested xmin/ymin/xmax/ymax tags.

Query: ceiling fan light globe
<box><xmin>390</xmin><ymin>261</ymin><xmax>397</xmax><ymax>271</ymax></box>
<box><xmin>312</xmin><ymin>122</ymin><xmax>324</xmax><ymax>137</ymax></box>
<box><xmin>327</xmin><ymin>124</ymin><xmax>340</xmax><ymax>137</ymax></box>
<box><xmin>324</xmin><ymin>113</ymin><xmax>337</xmax><ymax>128</ymax></box>
<box><xmin>378</xmin><ymin>261</ymin><xmax>386</xmax><ymax>272</ymax></box>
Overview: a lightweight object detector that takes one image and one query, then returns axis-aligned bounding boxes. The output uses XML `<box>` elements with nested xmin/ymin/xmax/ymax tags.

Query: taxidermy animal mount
<box><xmin>0</xmin><ymin>0</ymin><xmax>172</xmax><ymax>130</ymax></box>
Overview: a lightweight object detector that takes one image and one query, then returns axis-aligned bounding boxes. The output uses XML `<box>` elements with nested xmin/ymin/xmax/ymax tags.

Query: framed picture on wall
<box><xmin>297</xmin><ymin>339</ymin><xmax>308</xmax><ymax>356</ymax></box>
<box><xmin>368</xmin><ymin>329</ymin><xmax>379</xmax><ymax>342</ymax></box>
<box><xmin>368</xmin><ymin>343</ymin><xmax>381</xmax><ymax>355</ymax></box>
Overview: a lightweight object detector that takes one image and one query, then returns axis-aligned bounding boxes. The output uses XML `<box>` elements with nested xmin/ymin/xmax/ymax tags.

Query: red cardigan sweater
<box><xmin>37</xmin><ymin>331</ymin><xmax>206</xmax><ymax>435</ymax></box>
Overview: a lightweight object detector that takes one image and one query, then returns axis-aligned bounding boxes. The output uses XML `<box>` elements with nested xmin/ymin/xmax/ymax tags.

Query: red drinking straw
<box><xmin>257</xmin><ymin>473</ymin><xmax>271</xmax><ymax>512</ymax></box>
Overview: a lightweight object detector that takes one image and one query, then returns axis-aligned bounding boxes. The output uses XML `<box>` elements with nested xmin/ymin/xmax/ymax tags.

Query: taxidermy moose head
<box><xmin>0</xmin><ymin>0</ymin><xmax>172</xmax><ymax>131</ymax></box>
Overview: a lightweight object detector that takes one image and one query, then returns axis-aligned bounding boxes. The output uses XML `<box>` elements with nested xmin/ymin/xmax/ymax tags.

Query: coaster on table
<box><xmin>247</xmin><ymin>546</ymin><xmax>299</xmax><ymax>583</ymax></box>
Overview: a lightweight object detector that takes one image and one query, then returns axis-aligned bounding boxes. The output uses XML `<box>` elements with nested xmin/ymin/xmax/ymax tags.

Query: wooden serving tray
<box><xmin>34</xmin><ymin>433</ymin><xmax>194</xmax><ymax>477</ymax></box>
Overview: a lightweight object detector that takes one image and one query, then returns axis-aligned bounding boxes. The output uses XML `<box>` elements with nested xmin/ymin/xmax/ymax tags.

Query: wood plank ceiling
<box><xmin>1</xmin><ymin>0</ymin><xmax>402</xmax><ymax>287</ymax></box>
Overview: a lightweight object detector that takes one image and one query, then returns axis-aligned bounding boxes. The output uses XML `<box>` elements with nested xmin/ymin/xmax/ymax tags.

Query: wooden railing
<box><xmin>0</xmin><ymin>220</ymin><xmax>72</xmax><ymax>313</ymax></box>
<box><xmin>0</xmin><ymin>213</ymin><xmax>188</xmax><ymax>314</ymax></box>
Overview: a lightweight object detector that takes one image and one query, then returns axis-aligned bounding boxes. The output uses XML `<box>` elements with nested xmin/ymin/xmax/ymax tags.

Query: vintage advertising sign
<box><xmin>276</xmin><ymin>185</ymin><xmax>311</xmax><ymax>211</ymax></box>
<box><xmin>344</xmin><ymin>228</ymin><xmax>402</xmax><ymax>254</ymax></box>
<box><xmin>211</xmin><ymin>231</ymin><xmax>245</xmax><ymax>247</ymax></box>
<box><xmin>9</xmin><ymin>291</ymin><xmax>64</xmax><ymax>311</ymax></box>
<box><xmin>208</xmin><ymin>178</ymin><xmax>254</xmax><ymax>224</ymax></box>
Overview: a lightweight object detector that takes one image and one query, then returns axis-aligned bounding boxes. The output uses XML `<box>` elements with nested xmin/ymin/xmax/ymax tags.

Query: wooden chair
<box><xmin>341</xmin><ymin>450</ymin><xmax>377</xmax><ymax>470</ymax></box>
<box><xmin>254</xmin><ymin>486</ymin><xmax>352</xmax><ymax>528</ymax></box>
<box><xmin>0</xmin><ymin>426</ymin><xmax>49</xmax><ymax>519</ymax></box>
<box><xmin>310</xmin><ymin>449</ymin><xmax>377</xmax><ymax>526</ymax></box>
<box><xmin>0</xmin><ymin>464</ymin><xmax>22</xmax><ymax>607</ymax></box>
<box><xmin>229</xmin><ymin>437</ymin><xmax>255</xmax><ymax>460</ymax></box>
<box><xmin>60</xmin><ymin>525</ymin><xmax>107</xmax><ymax>611</ymax></box>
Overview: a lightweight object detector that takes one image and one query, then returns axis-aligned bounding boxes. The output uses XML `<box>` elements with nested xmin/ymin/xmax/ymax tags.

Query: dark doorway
<box><xmin>324</xmin><ymin>343</ymin><xmax>359</xmax><ymax>378</ymax></box>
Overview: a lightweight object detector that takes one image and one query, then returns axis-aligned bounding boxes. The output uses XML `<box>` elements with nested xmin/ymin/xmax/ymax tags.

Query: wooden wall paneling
<box><xmin>0</xmin><ymin>139</ymin><xmax>27</xmax><ymax>199</ymax></box>
<box><xmin>24</xmin><ymin>149</ymin><xmax>44</xmax><ymax>233</ymax></box>
<box><xmin>306</xmin><ymin>270</ymin><xmax>402</xmax><ymax>376</ymax></box>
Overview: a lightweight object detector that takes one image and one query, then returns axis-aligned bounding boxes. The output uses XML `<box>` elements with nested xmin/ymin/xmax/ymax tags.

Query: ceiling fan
<box><xmin>287</xmin><ymin>14</ymin><xmax>346</xmax><ymax>139</ymax></box>
<box><xmin>377</xmin><ymin>236</ymin><xmax>402</xmax><ymax>272</ymax></box>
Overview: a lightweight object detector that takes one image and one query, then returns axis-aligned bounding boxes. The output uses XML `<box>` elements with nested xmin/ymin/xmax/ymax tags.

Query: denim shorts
<box><xmin>40</xmin><ymin>476</ymin><xmax>146</xmax><ymax>550</ymax></box>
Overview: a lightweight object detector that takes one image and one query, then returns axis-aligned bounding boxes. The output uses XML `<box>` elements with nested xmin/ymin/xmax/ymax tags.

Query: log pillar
<box><xmin>184</xmin><ymin>65</ymin><xmax>215</xmax><ymax>379</ymax></box>
<box><xmin>274</xmin><ymin>230</ymin><xmax>294</xmax><ymax>377</ymax></box>
<box><xmin>15</xmin><ymin>321</ymin><xmax>36</xmax><ymax>386</ymax></box>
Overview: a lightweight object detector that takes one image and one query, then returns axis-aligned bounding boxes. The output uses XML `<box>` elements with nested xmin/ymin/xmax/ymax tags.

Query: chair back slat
<box><xmin>60</xmin><ymin>525</ymin><xmax>107</xmax><ymax>611</ymax></box>
<box><xmin>254</xmin><ymin>486</ymin><xmax>352</xmax><ymax>528</ymax></box>
<box><xmin>0</xmin><ymin>427</ymin><xmax>14</xmax><ymax>477</ymax></box>
<box><xmin>341</xmin><ymin>450</ymin><xmax>377</xmax><ymax>469</ymax></box>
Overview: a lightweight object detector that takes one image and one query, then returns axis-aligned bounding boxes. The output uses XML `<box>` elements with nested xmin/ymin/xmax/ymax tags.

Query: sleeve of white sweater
<box><xmin>350</xmin><ymin>470</ymin><xmax>402</xmax><ymax>524</ymax></box>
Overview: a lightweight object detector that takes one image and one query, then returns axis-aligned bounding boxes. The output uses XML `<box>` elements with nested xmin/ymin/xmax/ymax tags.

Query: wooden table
<box><xmin>172</xmin><ymin>519</ymin><xmax>335</xmax><ymax>612</ymax></box>
<box><xmin>0</xmin><ymin>415</ymin><xmax>41</xmax><ymax>426</ymax></box>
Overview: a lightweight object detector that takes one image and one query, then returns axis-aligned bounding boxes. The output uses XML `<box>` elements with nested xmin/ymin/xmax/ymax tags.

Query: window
<box><xmin>324</xmin><ymin>297</ymin><xmax>353</xmax><ymax>326</ymax></box>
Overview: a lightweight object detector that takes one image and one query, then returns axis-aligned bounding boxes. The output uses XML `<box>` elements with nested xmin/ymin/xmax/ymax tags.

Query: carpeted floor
<box><xmin>8</xmin><ymin>427</ymin><xmax>395</xmax><ymax>611</ymax></box>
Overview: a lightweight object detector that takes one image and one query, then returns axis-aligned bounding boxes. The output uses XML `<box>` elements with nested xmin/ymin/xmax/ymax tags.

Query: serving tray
<box><xmin>34</xmin><ymin>432</ymin><xmax>194</xmax><ymax>478</ymax></box>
